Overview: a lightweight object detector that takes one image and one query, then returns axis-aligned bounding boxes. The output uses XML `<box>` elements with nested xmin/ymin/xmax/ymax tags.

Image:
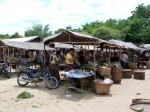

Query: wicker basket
<box><xmin>99</xmin><ymin>66</ymin><xmax>111</xmax><ymax>76</ymax></box>
<box><xmin>146</xmin><ymin>61</ymin><xmax>150</xmax><ymax>69</ymax></box>
<box><xmin>134</xmin><ymin>71</ymin><xmax>145</xmax><ymax>80</ymax></box>
<box><xmin>94</xmin><ymin>81</ymin><xmax>111</xmax><ymax>95</ymax></box>
<box><xmin>111</xmin><ymin>67</ymin><xmax>123</xmax><ymax>83</ymax></box>
<box><xmin>122</xmin><ymin>69</ymin><xmax>132</xmax><ymax>78</ymax></box>
<box><xmin>78</xmin><ymin>78</ymin><xmax>91</xmax><ymax>87</ymax></box>
<box><xmin>128</xmin><ymin>63</ymin><xmax>137</xmax><ymax>73</ymax></box>
<box><xmin>132</xmin><ymin>99</ymin><xmax>150</xmax><ymax>104</ymax></box>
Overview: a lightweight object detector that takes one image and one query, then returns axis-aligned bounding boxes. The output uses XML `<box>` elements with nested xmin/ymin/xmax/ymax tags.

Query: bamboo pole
<box><xmin>109</xmin><ymin>47</ymin><xmax>111</xmax><ymax>66</ymax></box>
<box><xmin>94</xmin><ymin>43</ymin><xmax>96</xmax><ymax>79</ymax></box>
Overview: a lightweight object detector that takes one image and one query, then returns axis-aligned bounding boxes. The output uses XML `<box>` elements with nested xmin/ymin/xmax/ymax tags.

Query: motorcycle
<box><xmin>0</xmin><ymin>62</ymin><xmax>11</xmax><ymax>78</ymax></box>
<box><xmin>17</xmin><ymin>64</ymin><xmax>59</xmax><ymax>89</ymax></box>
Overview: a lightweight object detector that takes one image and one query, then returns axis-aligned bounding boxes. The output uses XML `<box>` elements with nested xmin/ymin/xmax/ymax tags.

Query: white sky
<box><xmin>0</xmin><ymin>0</ymin><xmax>149</xmax><ymax>36</ymax></box>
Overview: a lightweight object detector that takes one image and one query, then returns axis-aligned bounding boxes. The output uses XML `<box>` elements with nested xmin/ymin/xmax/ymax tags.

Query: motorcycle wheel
<box><xmin>17</xmin><ymin>72</ymin><xmax>29</xmax><ymax>86</ymax></box>
<box><xmin>45</xmin><ymin>76</ymin><xmax>59</xmax><ymax>89</ymax></box>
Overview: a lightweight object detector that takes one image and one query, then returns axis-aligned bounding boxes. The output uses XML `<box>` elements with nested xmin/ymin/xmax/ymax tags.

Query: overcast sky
<box><xmin>0</xmin><ymin>0</ymin><xmax>149</xmax><ymax>36</ymax></box>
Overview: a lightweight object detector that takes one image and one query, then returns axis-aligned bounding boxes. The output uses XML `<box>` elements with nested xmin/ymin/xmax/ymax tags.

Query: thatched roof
<box><xmin>43</xmin><ymin>31</ymin><xmax>106</xmax><ymax>44</ymax></box>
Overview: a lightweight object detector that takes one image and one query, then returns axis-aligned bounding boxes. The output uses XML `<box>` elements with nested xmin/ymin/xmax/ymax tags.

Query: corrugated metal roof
<box><xmin>1</xmin><ymin>40</ymin><xmax>54</xmax><ymax>50</ymax></box>
<box><xmin>3</xmin><ymin>36</ymin><xmax>41</xmax><ymax>42</ymax></box>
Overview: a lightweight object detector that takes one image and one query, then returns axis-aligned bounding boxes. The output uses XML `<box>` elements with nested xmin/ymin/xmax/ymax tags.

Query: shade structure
<box><xmin>43</xmin><ymin>31</ymin><xmax>103</xmax><ymax>44</ymax></box>
<box><xmin>1</xmin><ymin>40</ymin><xmax>54</xmax><ymax>50</ymax></box>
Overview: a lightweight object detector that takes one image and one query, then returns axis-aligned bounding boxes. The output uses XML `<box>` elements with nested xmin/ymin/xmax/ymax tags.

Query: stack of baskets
<box><xmin>99</xmin><ymin>66</ymin><xmax>111</xmax><ymax>79</ymax></box>
<box><xmin>111</xmin><ymin>67</ymin><xmax>123</xmax><ymax>83</ymax></box>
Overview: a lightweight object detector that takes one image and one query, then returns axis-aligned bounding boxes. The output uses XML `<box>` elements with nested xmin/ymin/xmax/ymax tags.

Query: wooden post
<box><xmin>109</xmin><ymin>47</ymin><xmax>111</xmax><ymax>66</ymax></box>
<box><xmin>94</xmin><ymin>43</ymin><xmax>96</xmax><ymax>79</ymax></box>
<box><xmin>44</xmin><ymin>44</ymin><xmax>46</xmax><ymax>63</ymax></box>
<box><xmin>3</xmin><ymin>46</ymin><xmax>5</xmax><ymax>62</ymax></box>
<box><xmin>119</xmin><ymin>47</ymin><xmax>121</xmax><ymax>63</ymax></box>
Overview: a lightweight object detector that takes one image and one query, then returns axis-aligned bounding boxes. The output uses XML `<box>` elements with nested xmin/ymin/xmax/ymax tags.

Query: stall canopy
<box><xmin>43</xmin><ymin>31</ymin><xmax>108</xmax><ymax>44</ymax></box>
<box><xmin>1</xmin><ymin>40</ymin><xmax>54</xmax><ymax>50</ymax></box>
<box><xmin>109</xmin><ymin>39</ymin><xmax>142</xmax><ymax>50</ymax></box>
<box><xmin>4</xmin><ymin>36</ymin><xmax>42</xmax><ymax>42</ymax></box>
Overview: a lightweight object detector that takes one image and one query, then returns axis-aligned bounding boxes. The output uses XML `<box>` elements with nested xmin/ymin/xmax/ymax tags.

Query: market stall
<box><xmin>43</xmin><ymin>31</ymin><xmax>114</xmax><ymax>96</ymax></box>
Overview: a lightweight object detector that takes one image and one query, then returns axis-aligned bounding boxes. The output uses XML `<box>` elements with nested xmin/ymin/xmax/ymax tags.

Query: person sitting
<box><xmin>51</xmin><ymin>51</ymin><xmax>61</xmax><ymax>64</ymax></box>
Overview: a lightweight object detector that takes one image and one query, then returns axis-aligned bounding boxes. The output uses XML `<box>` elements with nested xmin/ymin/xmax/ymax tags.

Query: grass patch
<box><xmin>17</xmin><ymin>91</ymin><xmax>34</xmax><ymax>99</ymax></box>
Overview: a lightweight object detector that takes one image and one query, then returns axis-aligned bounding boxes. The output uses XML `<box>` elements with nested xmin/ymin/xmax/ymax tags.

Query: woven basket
<box><xmin>122</xmin><ymin>69</ymin><xmax>132</xmax><ymax>78</ymax></box>
<box><xmin>130</xmin><ymin>103</ymin><xmax>150</xmax><ymax>112</ymax></box>
<box><xmin>99</xmin><ymin>66</ymin><xmax>111</xmax><ymax>76</ymax></box>
<box><xmin>78</xmin><ymin>79</ymin><xmax>91</xmax><ymax>87</ymax></box>
<box><xmin>132</xmin><ymin>99</ymin><xmax>150</xmax><ymax>104</ymax></box>
<box><xmin>128</xmin><ymin>63</ymin><xmax>137</xmax><ymax>70</ymax></box>
<box><xmin>128</xmin><ymin>63</ymin><xmax>137</xmax><ymax>73</ymax></box>
<box><xmin>134</xmin><ymin>71</ymin><xmax>145</xmax><ymax>80</ymax></box>
<box><xmin>146</xmin><ymin>62</ymin><xmax>150</xmax><ymax>69</ymax></box>
<box><xmin>111</xmin><ymin>67</ymin><xmax>123</xmax><ymax>83</ymax></box>
<box><xmin>94</xmin><ymin>81</ymin><xmax>111</xmax><ymax>95</ymax></box>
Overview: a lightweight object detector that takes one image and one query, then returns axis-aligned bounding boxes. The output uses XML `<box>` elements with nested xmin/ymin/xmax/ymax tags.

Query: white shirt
<box><xmin>121</xmin><ymin>53</ymin><xmax>128</xmax><ymax>62</ymax></box>
<box><xmin>51</xmin><ymin>55</ymin><xmax>60</xmax><ymax>64</ymax></box>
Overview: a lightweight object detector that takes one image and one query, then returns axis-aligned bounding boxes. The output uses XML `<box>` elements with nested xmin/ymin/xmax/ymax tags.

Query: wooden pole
<box><xmin>109</xmin><ymin>47</ymin><xmax>111</xmax><ymax>66</ymax></box>
<box><xmin>94</xmin><ymin>43</ymin><xmax>96</xmax><ymax>79</ymax></box>
<box><xmin>3</xmin><ymin>46</ymin><xmax>5</xmax><ymax>62</ymax></box>
<box><xmin>44</xmin><ymin>44</ymin><xmax>46</xmax><ymax>63</ymax></box>
<box><xmin>119</xmin><ymin>47</ymin><xmax>121</xmax><ymax>63</ymax></box>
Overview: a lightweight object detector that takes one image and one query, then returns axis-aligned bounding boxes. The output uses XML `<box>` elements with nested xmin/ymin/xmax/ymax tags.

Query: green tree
<box><xmin>92</xmin><ymin>26</ymin><xmax>122</xmax><ymax>40</ymax></box>
<box><xmin>25</xmin><ymin>24</ymin><xmax>52</xmax><ymax>38</ymax></box>
<box><xmin>11</xmin><ymin>32</ymin><xmax>22</xmax><ymax>38</ymax></box>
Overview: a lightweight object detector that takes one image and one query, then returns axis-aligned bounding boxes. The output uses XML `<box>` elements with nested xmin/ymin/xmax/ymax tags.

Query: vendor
<box><xmin>78</xmin><ymin>51</ymin><xmax>85</xmax><ymax>67</ymax></box>
<box><xmin>66</xmin><ymin>48</ymin><xmax>76</xmax><ymax>71</ymax></box>
<box><xmin>121</xmin><ymin>52</ymin><xmax>128</xmax><ymax>69</ymax></box>
<box><xmin>50</xmin><ymin>51</ymin><xmax>61</xmax><ymax>80</ymax></box>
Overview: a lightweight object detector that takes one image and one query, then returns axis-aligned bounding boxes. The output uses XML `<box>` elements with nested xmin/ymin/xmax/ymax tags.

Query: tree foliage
<box><xmin>25</xmin><ymin>24</ymin><xmax>52</xmax><ymax>38</ymax></box>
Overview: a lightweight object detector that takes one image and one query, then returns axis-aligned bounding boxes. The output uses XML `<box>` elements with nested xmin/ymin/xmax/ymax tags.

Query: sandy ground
<box><xmin>0</xmin><ymin>69</ymin><xmax>150</xmax><ymax>112</ymax></box>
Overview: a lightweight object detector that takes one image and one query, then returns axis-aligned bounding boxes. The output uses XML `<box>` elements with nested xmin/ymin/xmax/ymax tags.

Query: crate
<box><xmin>134</xmin><ymin>71</ymin><xmax>145</xmax><ymax>80</ymax></box>
<box><xmin>94</xmin><ymin>81</ymin><xmax>111</xmax><ymax>95</ymax></box>
<box><xmin>122</xmin><ymin>69</ymin><xmax>132</xmax><ymax>78</ymax></box>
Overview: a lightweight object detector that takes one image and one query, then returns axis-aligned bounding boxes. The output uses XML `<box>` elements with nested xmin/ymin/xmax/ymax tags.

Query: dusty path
<box><xmin>0</xmin><ymin>69</ymin><xmax>149</xmax><ymax>112</ymax></box>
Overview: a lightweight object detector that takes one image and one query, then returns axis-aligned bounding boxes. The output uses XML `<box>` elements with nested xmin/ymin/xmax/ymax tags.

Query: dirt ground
<box><xmin>0</xmin><ymin>69</ymin><xmax>149</xmax><ymax>112</ymax></box>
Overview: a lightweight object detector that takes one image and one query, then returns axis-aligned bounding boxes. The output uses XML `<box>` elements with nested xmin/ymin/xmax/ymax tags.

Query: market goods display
<box><xmin>82</xmin><ymin>65</ymin><xmax>94</xmax><ymax>71</ymax></box>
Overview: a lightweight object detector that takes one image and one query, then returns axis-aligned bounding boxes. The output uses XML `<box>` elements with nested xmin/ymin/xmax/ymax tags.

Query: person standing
<box><xmin>121</xmin><ymin>52</ymin><xmax>128</xmax><ymax>69</ymax></box>
<box><xmin>66</xmin><ymin>48</ymin><xmax>76</xmax><ymax>71</ymax></box>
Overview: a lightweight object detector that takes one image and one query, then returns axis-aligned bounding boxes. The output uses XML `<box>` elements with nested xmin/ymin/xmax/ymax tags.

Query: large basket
<box><xmin>128</xmin><ymin>63</ymin><xmax>137</xmax><ymax>70</ymax></box>
<box><xmin>99</xmin><ymin>66</ymin><xmax>111</xmax><ymax>76</ymax></box>
<box><xmin>128</xmin><ymin>63</ymin><xmax>137</xmax><ymax>73</ymax></box>
<box><xmin>111</xmin><ymin>67</ymin><xmax>123</xmax><ymax>83</ymax></box>
<box><xmin>134</xmin><ymin>71</ymin><xmax>145</xmax><ymax>80</ymax></box>
<box><xmin>94</xmin><ymin>82</ymin><xmax>111</xmax><ymax>95</ymax></box>
<box><xmin>132</xmin><ymin>99</ymin><xmax>150</xmax><ymax>104</ymax></box>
